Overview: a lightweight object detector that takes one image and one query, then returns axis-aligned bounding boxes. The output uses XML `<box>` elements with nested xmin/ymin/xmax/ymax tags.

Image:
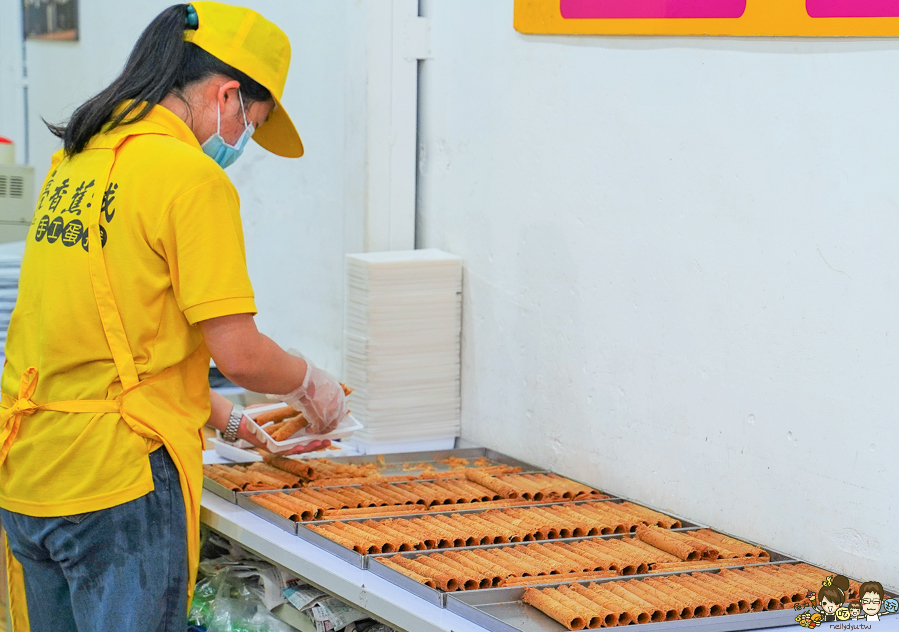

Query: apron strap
<box><xmin>0</xmin><ymin>369</ymin><xmax>120</xmax><ymax>467</ymax></box>
<box><xmin>83</xmin><ymin>147</ymin><xmax>141</xmax><ymax>391</ymax></box>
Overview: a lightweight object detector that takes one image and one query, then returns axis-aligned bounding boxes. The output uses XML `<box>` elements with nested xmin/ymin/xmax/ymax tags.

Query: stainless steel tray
<box><xmin>203</xmin><ymin>447</ymin><xmax>545</xmax><ymax>503</ymax></box>
<box><xmin>236</xmin><ymin>491</ymin><xmax>300</xmax><ymax>535</ymax></box>
<box><xmin>202</xmin><ymin>476</ymin><xmax>240</xmax><ymax>503</ymax></box>
<box><xmin>367</xmin><ymin>531</ymin><xmax>794</xmax><ymax>608</ymax></box>
<box><xmin>306</xmin><ymin>447</ymin><xmax>539</xmax><ymax>477</ymax></box>
<box><xmin>295</xmin><ymin>498</ymin><xmax>702</xmax><ymax>569</ymax></box>
<box><xmin>445</xmin><ymin>564</ymin><xmax>896</xmax><ymax>632</ymax></box>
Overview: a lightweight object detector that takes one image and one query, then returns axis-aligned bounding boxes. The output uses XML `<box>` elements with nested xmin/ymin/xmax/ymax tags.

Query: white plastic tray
<box><xmin>216</xmin><ymin>403</ymin><xmax>363</xmax><ymax>453</ymax></box>
<box><xmin>208</xmin><ymin>438</ymin><xmax>361</xmax><ymax>462</ymax></box>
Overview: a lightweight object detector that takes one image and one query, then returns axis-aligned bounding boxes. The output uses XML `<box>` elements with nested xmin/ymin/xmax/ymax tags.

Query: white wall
<box><xmin>417</xmin><ymin>0</ymin><xmax>899</xmax><ymax>585</ymax></box>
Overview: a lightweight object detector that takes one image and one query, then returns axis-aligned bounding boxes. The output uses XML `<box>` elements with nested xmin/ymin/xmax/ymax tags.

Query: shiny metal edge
<box><xmin>305</xmin><ymin>498</ymin><xmax>698</xmax><ymax>529</ymax></box>
<box><xmin>202</xmin><ymin>477</ymin><xmax>238</xmax><ymax>503</ymax></box>
<box><xmin>234</xmin><ymin>492</ymin><xmax>300</xmax><ymax>535</ymax></box>
<box><xmin>367</xmin><ymin>557</ymin><xmax>447</xmax><ymax>608</ymax></box>
<box><xmin>445</xmin><ymin>564</ymin><xmax>899</xmax><ymax>632</ymax></box>
<box><xmin>365</xmin><ymin>531</ymin><xmax>791</xmax><ymax>608</ymax></box>
<box><xmin>294</xmin><ymin>523</ymin><xmax>368</xmax><ymax>568</ymax></box>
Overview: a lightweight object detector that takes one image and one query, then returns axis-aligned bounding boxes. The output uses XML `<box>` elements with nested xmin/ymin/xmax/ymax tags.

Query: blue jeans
<box><xmin>1</xmin><ymin>447</ymin><xmax>188</xmax><ymax>632</ymax></box>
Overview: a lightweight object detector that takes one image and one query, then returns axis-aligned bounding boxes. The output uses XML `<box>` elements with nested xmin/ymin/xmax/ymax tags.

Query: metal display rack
<box><xmin>200</xmin><ymin>451</ymin><xmax>886</xmax><ymax>632</ymax></box>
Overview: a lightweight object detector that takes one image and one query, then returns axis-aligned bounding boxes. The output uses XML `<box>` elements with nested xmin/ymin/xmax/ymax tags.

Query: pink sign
<box><xmin>806</xmin><ymin>1</ymin><xmax>899</xmax><ymax>18</ymax></box>
<box><xmin>560</xmin><ymin>0</ymin><xmax>747</xmax><ymax>19</ymax></box>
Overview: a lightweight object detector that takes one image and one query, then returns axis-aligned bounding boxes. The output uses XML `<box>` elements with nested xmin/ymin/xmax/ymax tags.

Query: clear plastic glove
<box><xmin>280</xmin><ymin>350</ymin><xmax>347</xmax><ymax>434</ymax></box>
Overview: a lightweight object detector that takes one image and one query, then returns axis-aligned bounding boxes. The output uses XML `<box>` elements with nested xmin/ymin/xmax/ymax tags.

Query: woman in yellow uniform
<box><xmin>0</xmin><ymin>3</ymin><xmax>347</xmax><ymax>630</ymax></box>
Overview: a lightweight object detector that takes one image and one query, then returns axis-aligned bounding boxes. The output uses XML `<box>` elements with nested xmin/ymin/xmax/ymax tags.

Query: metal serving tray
<box><xmin>236</xmin><ymin>490</ymin><xmax>301</xmax><ymax>535</ymax></box>
<box><xmin>367</xmin><ymin>531</ymin><xmax>794</xmax><ymax>608</ymax></box>
<box><xmin>295</xmin><ymin>498</ymin><xmax>703</xmax><ymax>569</ymax></box>
<box><xmin>202</xmin><ymin>447</ymin><xmax>543</xmax><ymax>503</ymax></box>
<box><xmin>445</xmin><ymin>565</ymin><xmax>898</xmax><ymax>632</ymax></box>
<box><xmin>202</xmin><ymin>476</ymin><xmax>240</xmax><ymax>503</ymax></box>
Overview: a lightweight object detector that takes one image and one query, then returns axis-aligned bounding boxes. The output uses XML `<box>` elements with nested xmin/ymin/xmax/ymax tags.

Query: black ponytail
<box><xmin>47</xmin><ymin>4</ymin><xmax>272</xmax><ymax>156</ymax></box>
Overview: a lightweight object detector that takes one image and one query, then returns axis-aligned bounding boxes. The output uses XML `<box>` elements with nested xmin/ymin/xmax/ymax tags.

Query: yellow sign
<box><xmin>514</xmin><ymin>0</ymin><xmax>899</xmax><ymax>36</ymax></box>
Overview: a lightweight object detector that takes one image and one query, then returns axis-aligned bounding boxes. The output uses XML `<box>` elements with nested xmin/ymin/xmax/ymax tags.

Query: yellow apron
<box><xmin>0</xmin><ymin>143</ymin><xmax>206</xmax><ymax>630</ymax></box>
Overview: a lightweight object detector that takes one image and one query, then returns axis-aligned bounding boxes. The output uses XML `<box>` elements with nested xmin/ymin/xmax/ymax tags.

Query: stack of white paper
<box><xmin>344</xmin><ymin>249</ymin><xmax>462</xmax><ymax>444</ymax></box>
<box><xmin>0</xmin><ymin>241</ymin><xmax>24</xmax><ymax>363</ymax></box>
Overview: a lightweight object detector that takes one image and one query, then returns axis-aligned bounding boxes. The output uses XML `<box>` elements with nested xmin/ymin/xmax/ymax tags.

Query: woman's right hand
<box><xmin>280</xmin><ymin>351</ymin><xmax>348</xmax><ymax>434</ymax></box>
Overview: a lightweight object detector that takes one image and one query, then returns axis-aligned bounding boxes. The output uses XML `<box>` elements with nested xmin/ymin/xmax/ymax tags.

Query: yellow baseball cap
<box><xmin>184</xmin><ymin>1</ymin><xmax>303</xmax><ymax>157</ymax></box>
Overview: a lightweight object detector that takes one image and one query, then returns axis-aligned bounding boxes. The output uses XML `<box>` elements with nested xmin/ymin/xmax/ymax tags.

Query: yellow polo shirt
<box><xmin>0</xmin><ymin>105</ymin><xmax>257</xmax><ymax>516</ymax></box>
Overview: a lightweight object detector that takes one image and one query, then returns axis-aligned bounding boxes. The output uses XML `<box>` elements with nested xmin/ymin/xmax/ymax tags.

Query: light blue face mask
<box><xmin>201</xmin><ymin>90</ymin><xmax>255</xmax><ymax>169</ymax></box>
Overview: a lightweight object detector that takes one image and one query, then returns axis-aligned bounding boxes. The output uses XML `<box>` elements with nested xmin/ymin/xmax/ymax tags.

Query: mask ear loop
<box><xmin>238</xmin><ymin>90</ymin><xmax>249</xmax><ymax>128</ymax></box>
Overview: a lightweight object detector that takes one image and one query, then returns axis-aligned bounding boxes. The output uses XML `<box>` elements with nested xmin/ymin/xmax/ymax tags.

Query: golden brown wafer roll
<box><xmin>556</xmin><ymin>584</ymin><xmax>621</xmax><ymax>627</ymax></box>
<box><xmin>546</xmin><ymin>587</ymin><xmax>608</xmax><ymax>629</ymax></box>
<box><xmin>604</xmin><ymin>582</ymin><xmax>668</xmax><ymax>623</ymax></box>
<box><xmin>205</xmin><ymin>472</ymin><xmax>240</xmax><ymax>491</ymax></box>
<box><xmin>465</xmin><ymin>470</ymin><xmax>520</xmax><ymax>499</ymax></box>
<box><xmin>446</xmin><ymin>479</ymin><xmax>500</xmax><ymax>501</ymax></box>
<box><xmin>310</xmin><ymin>476</ymin><xmax>383</xmax><ymax>487</ymax></box>
<box><xmin>620</xmin><ymin>579</ymin><xmax>682</xmax><ymax>621</ymax></box>
<box><xmin>689</xmin><ymin>572</ymin><xmax>752</xmax><ymax>613</ymax></box>
<box><xmin>358</xmin><ymin>519</ymin><xmax>420</xmax><ymax>551</ymax></box>
<box><xmin>542</xmin><ymin>543</ymin><xmax>605</xmax><ymax>572</ymax></box>
<box><xmin>501</xmin><ymin>570</ymin><xmax>619</xmax><ymax>587</ymax></box>
<box><xmin>307</xmin><ymin>524</ymin><xmax>364</xmax><ymax>553</ymax></box>
<box><xmin>323</xmin><ymin>505</ymin><xmax>423</xmax><ymax>519</ymax></box>
<box><xmin>523</xmin><ymin>588</ymin><xmax>588</xmax><ymax>631</ymax></box>
<box><xmin>636</xmin><ymin>525</ymin><xmax>702</xmax><ymax>561</ymax></box>
<box><xmin>209</xmin><ymin>466</ymin><xmax>256</xmax><ymax>489</ymax></box>
<box><xmin>672</xmin><ymin>574</ymin><xmax>740</xmax><ymax>615</ymax></box>
<box><xmin>329</xmin><ymin>521</ymin><xmax>390</xmax><ymax>554</ymax></box>
<box><xmin>443</xmin><ymin>551</ymin><xmax>502</xmax><ymax>587</ymax></box>
<box><xmin>246</xmin><ymin>463</ymin><xmax>303</xmax><ymax>486</ymax></box>
<box><xmin>251</xmin><ymin>406</ymin><xmax>298</xmax><ymax>425</ymax></box>
<box><xmin>651</xmin><ymin>576</ymin><xmax>713</xmax><ymax>617</ymax></box>
<box><xmin>410</xmin><ymin>517</ymin><xmax>456</xmax><ymax>548</ymax></box>
<box><xmin>651</xmin><ymin>559</ymin><xmax>752</xmax><ymax>572</ymax></box>
<box><xmin>423</xmin><ymin>515</ymin><xmax>470</xmax><ymax>547</ymax></box>
<box><xmin>514</xmin><ymin>544</ymin><xmax>572</xmax><ymax>574</ymax></box>
<box><xmin>266</xmin><ymin>492</ymin><xmax>323</xmax><ymax>520</ymax></box>
<box><xmin>270</xmin><ymin>414</ymin><xmax>310</xmax><ymax>442</ymax></box>
<box><xmin>448</xmin><ymin>550</ymin><xmax>513</xmax><ymax>581</ymax></box>
<box><xmin>315</xmin><ymin>488</ymin><xmax>367</xmax><ymax>509</ymax></box>
<box><xmin>293</xmin><ymin>488</ymin><xmax>349</xmax><ymax>509</ymax></box>
<box><xmin>478</xmin><ymin>512</ymin><xmax>528</xmax><ymax>542</ymax></box>
<box><xmin>501</xmin><ymin>474</ymin><xmax>546</xmax><ymax>500</ymax></box>
<box><xmin>696</xmin><ymin>571</ymin><xmax>767</xmax><ymax>611</ymax></box>
<box><xmin>479</xmin><ymin>548</ymin><xmax>538</xmax><ymax>577</ymax></box>
<box><xmin>398</xmin><ymin>482</ymin><xmax>448</xmax><ymax>506</ymax></box>
<box><xmin>713</xmin><ymin>569</ymin><xmax>780</xmax><ymax>610</ymax></box>
<box><xmin>673</xmin><ymin>533</ymin><xmax>720</xmax><ymax>560</ymax></box>
<box><xmin>427</xmin><ymin>498</ymin><xmax>535</xmax><ymax>512</ymax></box>
<box><xmin>391</xmin><ymin>556</ymin><xmax>459</xmax><ymax>591</ymax></box>
<box><xmin>454</xmin><ymin>478</ymin><xmax>502</xmax><ymax>501</ymax></box>
<box><xmin>529</xmin><ymin>544</ymin><xmax>588</xmax><ymax>573</ymax></box>
<box><xmin>584</xmin><ymin>584</ymin><xmax>652</xmax><ymax>625</ymax></box>
<box><xmin>637</xmin><ymin>576</ymin><xmax>698</xmax><ymax>619</ymax></box>
<box><xmin>690</xmin><ymin>530</ymin><xmax>767</xmax><ymax>558</ymax></box>
<box><xmin>263</xmin><ymin>420</ymin><xmax>288</xmax><ymax>436</ymax></box>
<box><xmin>380</xmin><ymin>519</ymin><xmax>435</xmax><ymax>550</ymax></box>
<box><xmin>427</xmin><ymin>514</ymin><xmax>479</xmax><ymax>547</ymax></box>
<box><xmin>263</xmin><ymin>454</ymin><xmax>315</xmax><ymax>479</ymax></box>
<box><xmin>415</xmin><ymin>556</ymin><xmax>476</xmax><ymax>590</ymax></box>
<box><xmin>569</xmin><ymin>583</ymin><xmax>636</xmax><ymax>626</ymax></box>
<box><xmin>375</xmin><ymin>557</ymin><xmax>437</xmax><ymax>588</ymax></box>
<box><xmin>249</xmin><ymin>495</ymin><xmax>298</xmax><ymax>521</ymax></box>
<box><xmin>616</xmin><ymin>502</ymin><xmax>681</xmax><ymax>529</ymax></box>
<box><xmin>244</xmin><ymin>471</ymin><xmax>292</xmax><ymax>489</ymax></box>
<box><xmin>742</xmin><ymin>567</ymin><xmax>804</xmax><ymax>603</ymax></box>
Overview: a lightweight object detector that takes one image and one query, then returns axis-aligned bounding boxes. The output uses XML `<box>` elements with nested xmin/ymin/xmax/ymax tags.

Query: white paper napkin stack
<box><xmin>344</xmin><ymin>249</ymin><xmax>462</xmax><ymax>444</ymax></box>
